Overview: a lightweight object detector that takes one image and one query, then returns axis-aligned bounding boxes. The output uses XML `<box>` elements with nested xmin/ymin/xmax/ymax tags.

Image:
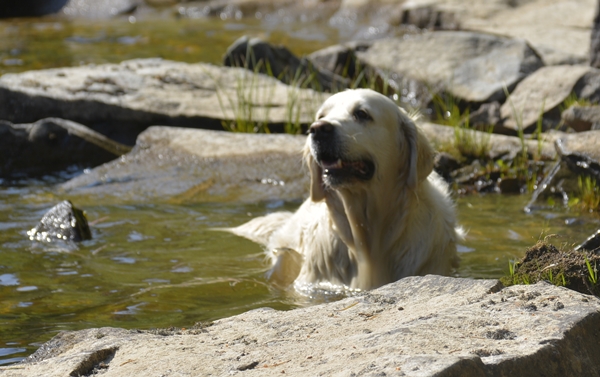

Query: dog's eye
<box><xmin>353</xmin><ymin>109</ymin><xmax>372</xmax><ymax>122</ymax></box>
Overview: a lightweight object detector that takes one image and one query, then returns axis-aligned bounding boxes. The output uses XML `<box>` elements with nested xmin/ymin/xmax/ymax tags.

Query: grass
<box><xmin>431</xmin><ymin>93</ymin><xmax>493</xmax><ymax>161</ymax></box>
<box><xmin>569</xmin><ymin>175</ymin><xmax>600</xmax><ymax>213</ymax></box>
<box><xmin>559</xmin><ymin>92</ymin><xmax>594</xmax><ymax>112</ymax></box>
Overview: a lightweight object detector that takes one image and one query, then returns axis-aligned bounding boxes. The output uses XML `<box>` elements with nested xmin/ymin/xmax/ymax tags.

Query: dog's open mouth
<box><xmin>318</xmin><ymin>157</ymin><xmax>375</xmax><ymax>182</ymax></box>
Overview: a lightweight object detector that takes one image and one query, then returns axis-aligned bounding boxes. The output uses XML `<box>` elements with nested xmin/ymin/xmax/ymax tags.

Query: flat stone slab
<box><xmin>0</xmin><ymin>58</ymin><xmax>327</xmax><ymax>142</ymax></box>
<box><xmin>61</xmin><ymin>126</ymin><xmax>309</xmax><ymax>204</ymax></box>
<box><xmin>2</xmin><ymin>276</ymin><xmax>600</xmax><ymax>376</ymax></box>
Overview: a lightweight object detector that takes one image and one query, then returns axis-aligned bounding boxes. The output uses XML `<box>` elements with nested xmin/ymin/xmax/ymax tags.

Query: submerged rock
<box><xmin>0</xmin><ymin>118</ymin><xmax>131</xmax><ymax>178</ymax></box>
<box><xmin>4</xmin><ymin>275</ymin><xmax>600</xmax><ymax>376</ymax></box>
<box><xmin>355</xmin><ymin>31</ymin><xmax>543</xmax><ymax>109</ymax></box>
<box><xmin>28</xmin><ymin>200</ymin><xmax>91</xmax><ymax>243</ymax></box>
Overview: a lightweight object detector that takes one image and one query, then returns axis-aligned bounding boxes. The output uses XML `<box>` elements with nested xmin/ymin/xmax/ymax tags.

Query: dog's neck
<box><xmin>324</xmin><ymin>179</ymin><xmax>415</xmax><ymax>290</ymax></box>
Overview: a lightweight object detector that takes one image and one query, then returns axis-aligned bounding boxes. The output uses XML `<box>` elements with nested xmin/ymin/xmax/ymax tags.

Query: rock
<box><xmin>0</xmin><ymin>0</ymin><xmax>68</xmax><ymax>18</ymax></box>
<box><xmin>525</xmin><ymin>131</ymin><xmax>600</xmax><ymax>211</ymax></box>
<box><xmin>307</xmin><ymin>41</ymin><xmax>372</xmax><ymax>80</ymax></box>
<box><xmin>397</xmin><ymin>1</ymin><xmax>459</xmax><ymax>30</ymax></box>
<box><xmin>223</xmin><ymin>36</ymin><xmax>349</xmax><ymax>92</ymax></box>
<box><xmin>562</xmin><ymin>105</ymin><xmax>600</xmax><ymax>132</ymax></box>
<box><xmin>355</xmin><ymin>31</ymin><xmax>543</xmax><ymax>109</ymax></box>
<box><xmin>27</xmin><ymin>200</ymin><xmax>91</xmax><ymax>243</ymax></box>
<box><xmin>0</xmin><ymin>118</ymin><xmax>131</xmax><ymax>178</ymax></box>
<box><xmin>61</xmin><ymin>127</ymin><xmax>308</xmax><ymax>204</ymax></box>
<box><xmin>60</xmin><ymin>0</ymin><xmax>140</xmax><ymax>19</ymax></box>
<box><xmin>461</xmin><ymin>0</ymin><xmax>595</xmax><ymax>65</ymax></box>
<box><xmin>468</xmin><ymin>101</ymin><xmax>502</xmax><ymax>131</ymax></box>
<box><xmin>3</xmin><ymin>276</ymin><xmax>600</xmax><ymax>376</ymax></box>
<box><xmin>433</xmin><ymin>152</ymin><xmax>461</xmax><ymax>181</ymax></box>
<box><xmin>500</xmin><ymin>65</ymin><xmax>600</xmax><ymax>134</ymax></box>
<box><xmin>592</xmin><ymin>0</ymin><xmax>600</xmax><ymax>68</ymax></box>
<box><xmin>0</xmin><ymin>58</ymin><xmax>328</xmax><ymax>144</ymax></box>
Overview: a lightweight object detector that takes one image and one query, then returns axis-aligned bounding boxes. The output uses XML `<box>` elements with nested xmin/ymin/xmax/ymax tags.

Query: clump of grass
<box><xmin>569</xmin><ymin>175</ymin><xmax>600</xmax><ymax>213</ymax></box>
<box><xmin>430</xmin><ymin>93</ymin><xmax>493</xmax><ymax>161</ymax></box>
<box><xmin>559</xmin><ymin>92</ymin><xmax>594</xmax><ymax>112</ymax></box>
<box><xmin>212</xmin><ymin>59</ymin><xmax>276</xmax><ymax>133</ymax></box>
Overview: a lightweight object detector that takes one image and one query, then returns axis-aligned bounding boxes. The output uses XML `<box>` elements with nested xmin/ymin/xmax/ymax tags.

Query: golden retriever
<box><xmin>230</xmin><ymin>89</ymin><xmax>461</xmax><ymax>292</ymax></box>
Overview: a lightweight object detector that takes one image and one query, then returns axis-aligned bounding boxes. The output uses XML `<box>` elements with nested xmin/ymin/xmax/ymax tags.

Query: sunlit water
<box><xmin>1</xmin><ymin>13</ymin><xmax>599</xmax><ymax>366</ymax></box>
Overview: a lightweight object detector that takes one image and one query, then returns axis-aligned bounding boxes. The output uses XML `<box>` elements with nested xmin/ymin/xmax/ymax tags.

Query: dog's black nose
<box><xmin>309</xmin><ymin>120</ymin><xmax>334</xmax><ymax>137</ymax></box>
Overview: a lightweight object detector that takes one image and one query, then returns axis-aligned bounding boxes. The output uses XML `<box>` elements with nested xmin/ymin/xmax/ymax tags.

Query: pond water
<box><xmin>1</xmin><ymin>13</ymin><xmax>600</xmax><ymax>366</ymax></box>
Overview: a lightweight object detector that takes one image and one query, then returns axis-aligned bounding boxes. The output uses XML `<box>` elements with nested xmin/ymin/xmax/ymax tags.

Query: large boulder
<box><xmin>399</xmin><ymin>0</ymin><xmax>595</xmax><ymax>65</ymax></box>
<box><xmin>0</xmin><ymin>59</ymin><xmax>327</xmax><ymax>144</ymax></box>
<box><xmin>2</xmin><ymin>276</ymin><xmax>600</xmax><ymax>376</ymax></box>
<box><xmin>61</xmin><ymin>127</ymin><xmax>308</xmax><ymax>204</ymax></box>
<box><xmin>500</xmin><ymin>65</ymin><xmax>600</xmax><ymax>134</ymax></box>
<box><xmin>223</xmin><ymin>36</ymin><xmax>349</xmax><ymax>92</ymax></box>
<box><xmin>355</xmin><ymin>31</ymin><xmax>544</xmax><ymax>109</ymax></box>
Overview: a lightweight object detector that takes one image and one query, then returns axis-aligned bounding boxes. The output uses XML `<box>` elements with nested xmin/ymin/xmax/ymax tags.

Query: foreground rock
<box><xmin>0</xmin><ymin>58</ymin><xmax>328</xmax><ymax>144</ymax></box>
<box><xmin>0</xmin><ymin>118</ymin><xmax>130</xmax><ymax>178</ymax></box>
<box><xmin>2</xmin><ymin>276</ymin><xmax>600</xmax><ymax>376</ymax></box>
<box><xmin>355</xmin><ymin>31</ymin><xmax>543</xmax><ymax>109</ymax></box>
<box><xmin>61</xmin><ymin>127</ymin><xmax>308</xmax><ymax>204</ymax></box>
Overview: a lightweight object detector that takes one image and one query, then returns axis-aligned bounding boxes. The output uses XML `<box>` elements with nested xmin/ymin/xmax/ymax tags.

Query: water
<box><xmin>1</xmin><ymin>13</ymin><xmax>599</xmax><ymax>366</ymax></box>
<box><xmin>1</xmin><ymin>177</ymin><xmax>598</xmax><ymax>364</ymax></box>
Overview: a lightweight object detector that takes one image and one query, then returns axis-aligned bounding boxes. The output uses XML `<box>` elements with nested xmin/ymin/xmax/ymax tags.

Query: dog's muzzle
<box><xmin>309</xmin><ymin>120</ymin><xmax>375</xmax><ymax>184</ymax></box>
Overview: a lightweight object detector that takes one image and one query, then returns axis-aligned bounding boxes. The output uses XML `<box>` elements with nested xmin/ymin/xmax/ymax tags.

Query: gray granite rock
<box><xmin>592</xmin><ymin>0</ymin><xmax>600</xmax><ymax>68</ymax></box>
<box><xmin>355</xmin><ymin>31</ymin><xmax>543</xmax><ymax>109</ymax></box>
<box><xmin>61</xmin><ymin>127</ymin><xmax>309</xmax><ymax>204</ymax></box>
<box><xmin>2</xmin><ymin>276</ymin><xmax>600</xmax><ymax>376</ymax></box>
<box><xmin>0</xmin><ymin>58</ymin><xmax>328</xmax><ymax>144</ymax></box>
<box><xmin>562</xmin><ymin>105</ymin><xmax>600</xmax><ymax>132</ymax></box>
<box><xmin>500</xmin><ymin>65</ymin><xmax>600</xmax><ymax>133</ymax></box>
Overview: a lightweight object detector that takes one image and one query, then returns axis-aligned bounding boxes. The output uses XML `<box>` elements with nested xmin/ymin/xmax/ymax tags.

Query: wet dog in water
<box><xmin>230</xmin><ymin>89</ymin><xmax>461</xmax><ymax>292</ymax></box>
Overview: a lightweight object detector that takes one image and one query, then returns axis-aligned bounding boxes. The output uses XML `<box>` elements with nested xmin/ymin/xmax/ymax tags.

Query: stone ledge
<box><xmin>2</xmin><ymin>275</ymin><xmax>599</xmax><ymax>376</ymax></box>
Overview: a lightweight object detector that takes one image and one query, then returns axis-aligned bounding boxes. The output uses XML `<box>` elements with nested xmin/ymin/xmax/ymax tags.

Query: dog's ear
<box><xmin>402</xmin><ymin>113</ymin><xmax>434</xmax><ymax>189</ymax></box>
<box><xmin>304</xmin><ymin>146</ymin><xmax>326</xmax><ymax>201</ymax></box>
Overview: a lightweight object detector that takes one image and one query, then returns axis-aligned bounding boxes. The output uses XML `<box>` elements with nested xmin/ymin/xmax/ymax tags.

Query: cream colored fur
<box><xmin>230</xmin><ymin>89</ymin><xmax>460</xmax><ymax>292</ymax></box>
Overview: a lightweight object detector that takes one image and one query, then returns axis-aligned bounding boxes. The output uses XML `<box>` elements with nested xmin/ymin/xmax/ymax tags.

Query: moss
<box><xmin>501</xmin><ymin>241</ymin><xmax>600</xmax><ymax>297</ymax></box>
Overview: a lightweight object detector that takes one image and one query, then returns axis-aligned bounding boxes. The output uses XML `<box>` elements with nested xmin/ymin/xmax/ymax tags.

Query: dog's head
<box><xmin>305</xmin><ymin>89</ymin><xmax>434</xmax><ymax>201</ymax></box>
